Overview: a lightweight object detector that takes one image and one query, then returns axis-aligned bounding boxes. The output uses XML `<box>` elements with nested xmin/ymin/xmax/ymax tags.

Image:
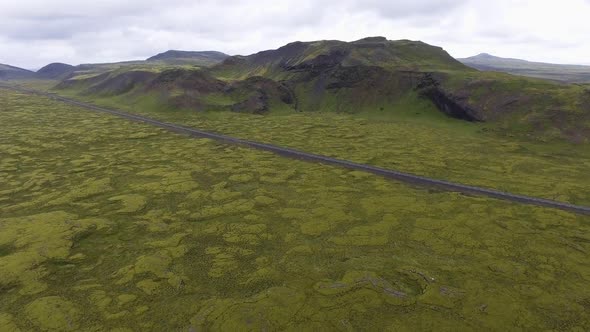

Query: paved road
<box><xmin>2</xmin><ymin>84</ymin><xmax>590</xmax><ymax>216</ymax></box>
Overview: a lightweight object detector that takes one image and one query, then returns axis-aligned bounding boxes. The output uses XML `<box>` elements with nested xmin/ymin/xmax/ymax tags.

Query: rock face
<box><xmin>421</xmin><ymin>87</ymin><xmax>483</xmax><ymax>121</ymax></box>
<box><xmin>282</xmin><ymin>49</ymin><xmax>349</xmax><ymax>73</ymax></box>
<box><xmin>231</xmin><ymin>92</ymin><xmax>269</xmax><ymax>114</ymax></box>
<box><xmin>416</xmin><ymin>73</ymin><xmax>483</xmax><ymax>122</ymax></box>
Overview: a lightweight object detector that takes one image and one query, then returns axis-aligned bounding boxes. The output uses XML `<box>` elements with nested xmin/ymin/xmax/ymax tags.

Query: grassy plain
<box><xmin>52</xmin><ymin>86</ymin><xmax>590</xmax><ymax>206</ymax></box>
<box><xmin>1</xmin><ymin>89</ymin><xmax>590</xmax><ymax>330</ymax></box>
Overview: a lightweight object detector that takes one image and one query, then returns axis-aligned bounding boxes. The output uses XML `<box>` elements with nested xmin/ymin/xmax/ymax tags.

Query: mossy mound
<box><xmin>108</xmin><ymin>194</ymin><xmax>147</xmax><ymax>213</ymax></box>
<box><xmin>0</xmin><ymin>313</ymin><xmax>20</xmax><ymax>332</ymax></box>
<box><xmin>24</xmin><ymin>296</ymin><xmax>80</xmax><ymax>331</ymax></box>
<box><xmin>0</xmin><ymin>211</ymin><xmax>104</xmax><ymax>295</ymax></box>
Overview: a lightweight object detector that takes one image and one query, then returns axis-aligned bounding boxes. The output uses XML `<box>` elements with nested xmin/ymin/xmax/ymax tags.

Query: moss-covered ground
<box><xmin>1</xmin><ymin>89</ymin><xmax>590</xmax><ymax>330</ymax></box>
<box><xmin>54</xmin><ymin>87</ymin><xmax>590</xmax><ymax>206</ymax></box>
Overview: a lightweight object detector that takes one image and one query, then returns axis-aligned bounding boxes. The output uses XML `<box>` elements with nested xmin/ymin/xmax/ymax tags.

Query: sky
<box><xmin>1</xmin><ymin>0</ymin><xmax>589</xmax><ymax>69</ymax></box>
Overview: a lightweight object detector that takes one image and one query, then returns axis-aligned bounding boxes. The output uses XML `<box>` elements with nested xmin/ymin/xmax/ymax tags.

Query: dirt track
<box><xmin>2</xmin><ymin>84</ymin><xmax>589</xmax><ymax>216</ymax></box>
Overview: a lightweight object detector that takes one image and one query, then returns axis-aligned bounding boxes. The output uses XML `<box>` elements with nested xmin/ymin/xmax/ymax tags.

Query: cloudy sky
<box><xmin>1</xmin><ymin>0</ymin><xmax>589</xmax><ymax>69</ymax></box>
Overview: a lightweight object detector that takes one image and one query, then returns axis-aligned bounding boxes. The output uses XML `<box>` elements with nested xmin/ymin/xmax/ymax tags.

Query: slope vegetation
<box><xmin>54</xmin><ymin>37</ymin><xmax>590</xmax><ymax>142</ymax></box>
<box><xmin>147</xmin><ymin>50</ymin><xmax>229</xmax><ymax>65</ymax></box>
<box><xmin>2</xmin><ymin>88</ymin><xmax>590</xmax><ymax>331</ymax></box>
<box><xmin>55</xmin><ymin>37</ymin><xmax>469</xmax><ymax>116</ymax></box>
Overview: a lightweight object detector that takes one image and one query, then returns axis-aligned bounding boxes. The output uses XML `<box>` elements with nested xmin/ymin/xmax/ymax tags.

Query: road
<box><xmin>2</xmin><ymin>84</ymin><xmax>589</xmax><ymax>216</ymax></box>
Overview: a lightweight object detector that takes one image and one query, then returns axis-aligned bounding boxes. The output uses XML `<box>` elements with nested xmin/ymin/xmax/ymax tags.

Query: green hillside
<box><xmin>213</xmin><ymin>37</ymin><xmax>467</xmax><ymax>79</ymax></box>
<box><xmin>147</xmin><ymin>50</ymin><xmax>229</xmax><ymax>66</ymax></box>
<box><xmin>53</xmin><ymin>37</ymin><xmax>590</xmax><ymax>143</ymax></box>
<box><xmin>44</xmin><ymin>38</ymin><xmax>590</xmax><ymax>207</ymax></box>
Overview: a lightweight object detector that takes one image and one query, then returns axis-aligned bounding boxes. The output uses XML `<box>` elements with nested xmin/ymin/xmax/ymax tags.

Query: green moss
<box><xmin>206</xmin><ymin>249</ymin><xmax>240</xmax><ymax>278</ymax></box>
<box><xmin>254</xmin><ymin>195</ymin><xmax>277</xmax><ymax>206</ymax></box>
<box><xmin>117</xmin><ymin>294</ymin><xmax>138</xmax><ymax>306</ymax></box>
<box><xmin>228</xmin><ymin>173</ymin><xmax>254</xmax><ymax>183</ymax></box>
<box><xmin>1</xmin><ymin>88</ymin><xmax>590</xmax><ymax>330</ymax></box>
<box><xmin>0</xmin><ymin>313</ymin><xmax>20</xmax><ymax>332</ymax></box>
<box><xmin>190</xmin><ymin>287</ymin><xmax>306</xmax><ymax>330</ymax></box>
<box><xmin>89</xmin><ymin>290</ymin><xmax>112</xmax><ymax>310</ymax></box>
<box><xmin>0</xmin><ymin>211</ymin><xmax>102</xmax><ymax>295</ymax></box>
<box><xmin>134</xmin><ymin>306</ymin><xmax>149</xmax><ymax>316</ymax></box>
<box><xmin>133</xmin><ymin>254</ymin><xmax>172</xmax><ymax>278</ymax></box>
<box><xmin>210</xmin><ymin>189</ymin><xmax>241</xmax><ymax>202</ymax></box>
<box><xmin>329</xmin><ymin>221</ymin><xmax>391</xmax><ymax>246</ymax></box>
<box><xmin>25</xmin><ymin>296</ymin><xmax>80</xmax><ymax>331</ymax></box>
<box><xmin>49</xmin><ymin>178</ymin><xmax>113</xmax><ymax>206</ymax></box>
<box><xmin>108</xmin><ymin>194</ymin><xmax>147</xmax><ymax>213</ymax></box>
<box><xmin>136</xmin><ymin>279</ymin><xmax>160</xmax><ymax>295</ymax></box>
<box><xmin>300</xmin><ymin>219</ymin><xmax>334</xmax><ymax>236</ymax></box>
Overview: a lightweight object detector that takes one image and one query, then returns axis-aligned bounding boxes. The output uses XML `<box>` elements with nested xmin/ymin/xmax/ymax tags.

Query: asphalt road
<box><xmin>2</xmin><ymin>84</ymin><xmax>589</xmax><ymax>216</ymax></box>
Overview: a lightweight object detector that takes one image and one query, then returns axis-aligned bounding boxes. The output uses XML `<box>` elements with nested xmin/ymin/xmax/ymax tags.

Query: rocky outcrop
<box><xmin>282</xmin><ymin>49</ymin><xmax>349</xmax><ymax>73</ymax></box>
<box><xmin>231</xmin><ymin>92</ymin><xmax>269</xmax><ymax>114</ymax></box>
<box><xmin>417</xmin><ymin>73</ymin><xmax>484</xmax><ymax>122</ymax></box>
<box><xmin>148</xmin><ymin>69</ymin><xmax>226</xmax><ymax>93</ymax></box>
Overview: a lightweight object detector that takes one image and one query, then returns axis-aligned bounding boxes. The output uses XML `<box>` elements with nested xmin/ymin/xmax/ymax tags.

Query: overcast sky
<box><xmin>1</xmin><ymin>0</ymin><xmax>589</xmax><ymax>69</ymax></box>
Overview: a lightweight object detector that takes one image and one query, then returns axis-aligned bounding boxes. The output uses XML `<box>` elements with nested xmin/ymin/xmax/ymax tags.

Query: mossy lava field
<box><xmin>1</xmin><ymin>89</ymin><xmax>590</xmax><ymax>331</ymax></box>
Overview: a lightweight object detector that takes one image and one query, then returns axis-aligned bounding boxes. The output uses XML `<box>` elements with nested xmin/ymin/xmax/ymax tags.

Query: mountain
<box><xmin>59</xmin><ymin>37</ymin><xmax>468</xmax><ymax>113</ymax></box>
<box><xmin>146</xmin><ymin>50</ymin><xmax>229</xmax><ymax>65</ymax></box>
<box><xmin>55</xmin><ymin>37</ymin><xmax>590</xmax><ymax>143</ymax></box>
<box><xmin>36</xmin><ymin>62</ymin><xmax>75</xmax><ymax>79</ymax></box>
<box><xmin>209</xmin><ymin>36</ymin><xmax>473</xmax><ymax>114</ymax></box>
<box><xmin>215</xmin><ymin>37</ymin><xmax>467</xmax><ymax>79</ymax></box>
<box><xmin>0</xmin><ymin>63</ymin><xmax>35</xmax><ymax>80</ymax></box>
<box><xmin>27</xmin><ymin>51</ymin><xmax>230</xmax><ymax>81</ymax></box>
<box><xmin>459</xmin><ymin>53</ymin><xmax>590</xmax><ymax>83</ymax></box>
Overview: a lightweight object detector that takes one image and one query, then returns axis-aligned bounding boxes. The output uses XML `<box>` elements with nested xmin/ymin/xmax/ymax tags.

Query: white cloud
<box><xmin>0</xmin><ymin>0</ymin><xmax>589</xmax><ymax>68</ymax></box>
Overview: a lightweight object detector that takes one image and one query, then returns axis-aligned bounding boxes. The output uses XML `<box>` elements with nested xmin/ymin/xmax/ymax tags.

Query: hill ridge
<box><xmin>147</xmin><ymin>50</ymin><xmax>229</xmax><ymax>63</ymax></box>
<box><xmin>459</xmin><ymin>53</ymin><xmax>590</xmax><ymax>83</ymax></box>
<box><xmin>0</xmin><ymin>63</ymin><xmax>35</xmax><ymax>80</ymax></box>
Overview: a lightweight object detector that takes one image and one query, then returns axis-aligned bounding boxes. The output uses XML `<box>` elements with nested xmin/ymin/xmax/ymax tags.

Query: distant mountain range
<box><xmin>458</xmin><ymin>53</ymin><xmax>590</xmax><ymax>83</ymax></box>
<box><xmin>2</xmin><ymin>40</ymin><xmax>590</xmax><ymax>143</ymax></box>
<box><xmin>0</xmin><ymin>63</ymin><xmax>35</xmax><ymax>80</ymax></box>
<box><xmin>0</xmin><ymin>50</ymin><xmax>231</xmax><ymax>81</ymax></box>
<box><xmin>6</xmin><ymin>50</ymin><xmax>589</xmax><ymax>84</ymax></box>
<box><xmin>45</xmin><ymin>37</ymin><xmax>590</xmax><ymax>143</ymax></box>
<box><xmin>36</xmin><ymin>63</ymin><xmax>76</xmax><ymax>79</ymax></box>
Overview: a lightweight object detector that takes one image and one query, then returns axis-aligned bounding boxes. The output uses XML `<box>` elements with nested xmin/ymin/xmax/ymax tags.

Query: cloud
<box><xmin>0</xmin><ymin>0</ymin><xmax>589</xmax><ymax>68</ymax></box>
<box><xmin>348</xmin><ymin>0</ymin><xmax>467</xmax><ymax>19</ymax></box>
